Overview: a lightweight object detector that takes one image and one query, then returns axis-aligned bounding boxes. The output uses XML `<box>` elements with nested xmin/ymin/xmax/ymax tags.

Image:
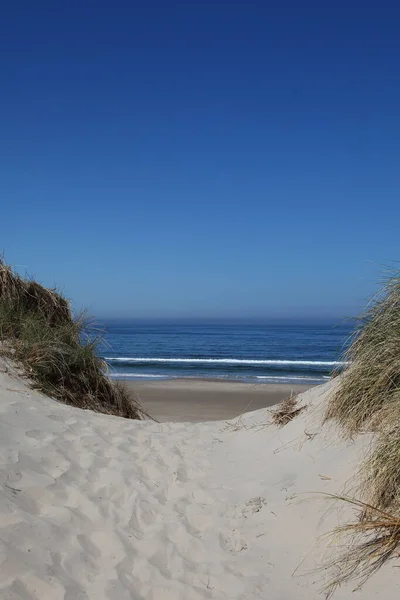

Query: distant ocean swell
<box><xmin>100</xmin><ymin>320</ymin><xmax>352</xmax><ymax>385</ymax></box>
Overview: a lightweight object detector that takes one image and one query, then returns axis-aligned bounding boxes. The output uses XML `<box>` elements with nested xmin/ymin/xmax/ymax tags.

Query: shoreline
<box><xmin>121</xmin><ymin>378</ymin><xmax>316</xmax><ymax>422</ymax></box>
<box><xmin>112</xmin><ymin>375</ymin><xmax>327</xmax><ymax>384</ymax></box>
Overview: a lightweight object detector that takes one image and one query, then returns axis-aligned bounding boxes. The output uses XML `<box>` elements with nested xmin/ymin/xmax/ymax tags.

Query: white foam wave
<box><xmin>105</xmin><ymin>357</ymin><xmax>347</xmax><ymax>367</ymax></box>
<box><xmin>256</xmin><ymin>375</ymin><xmax>330</xmax><ymax>381</ymax></box>
<box><xmin>108</xmin><ymin>372</ymin><xmax>330</xmax><ymax>383</ymax></box>
<box><xmin>109</xmin><ymin>373</ymin><xmax>167</xmax><ymax>379</ymax></box>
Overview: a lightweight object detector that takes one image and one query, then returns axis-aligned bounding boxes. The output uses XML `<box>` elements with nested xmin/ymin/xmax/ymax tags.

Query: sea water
<box><xmin>98</xmin><ymin>319</ymin><xmax>353</xmax><ymax>384</ymax></box>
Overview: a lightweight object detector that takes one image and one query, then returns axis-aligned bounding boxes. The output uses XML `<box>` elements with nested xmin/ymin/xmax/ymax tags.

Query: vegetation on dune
<box><xmin>0</xmin><ymin>259</ymin><xmax>147</xmax><ymax>419</ymax></box>
<box><xmin>323</xmin><ymin>274</ymin><xmax>400</xmax><ymax>592</ymax></box>
<box><xmin>325</xmin><ymin>274</ymin><xmax>400</xmax><ymax>511</ymax></box>
<box><xmin>322</xmin><ymin>495</ymin><xmax>400</xmax><ymax>598</ymax></box>
<box><xmin>359</xmin><ymin>424</ymin><xmax>400</xmax><ymax>511</ymax></box>
<box><xmin>325</xmin><ymin>275</ymin><xmax>400</xmax><ymax>436</ymax></box>
<box><xmin>270</xmin><ymin>392</ymin><xmax>306</xmax><ymax>426</ymax></box>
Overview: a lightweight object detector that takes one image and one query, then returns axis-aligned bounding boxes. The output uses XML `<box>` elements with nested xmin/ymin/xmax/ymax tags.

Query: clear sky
<box><xmin>1</xmin><ymin>2</ymin><xmax>399</xmax><ymax>319</ymax></box>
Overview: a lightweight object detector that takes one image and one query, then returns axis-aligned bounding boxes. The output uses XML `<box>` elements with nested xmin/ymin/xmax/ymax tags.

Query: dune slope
<box><xmin>0</xmin><ymin>361</ymin><xmax>397</xmax><ymax>599</ymax></box>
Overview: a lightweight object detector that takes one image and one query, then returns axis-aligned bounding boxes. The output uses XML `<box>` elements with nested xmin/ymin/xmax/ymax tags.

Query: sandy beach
<box><xmin>124</xmin><ymin>379</ymin><xmax>314</xmax><ymax>421</ymax></box>
<box><xmin>0</xmin><ymin>358</ymin><xmax>397</xmax><ymax>599</ymax></box>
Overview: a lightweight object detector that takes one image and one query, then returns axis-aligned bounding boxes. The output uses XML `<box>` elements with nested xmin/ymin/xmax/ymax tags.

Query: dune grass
<box><xmin>271</xmin><ymin>392</ymin><xmax>306</xmax><ymax>426</ymax></box>
<box><xmin>322</xmin><ymin>495</ymin><xmax>400</xmax><ymax>598</ymax></box>
<box><xmin>358</xmin><ymin>425</ymin><xmax>400</xmax><ymax>512</ymax></box>
<box><xmin>322</xmin><ymin>274</ymin><xmax>400</xmax><ymax>591</ymax></box>
<box><xmin>0</xmin><ymin>259</ymin><xmax>147</xmax><ymax>419</ymax></box>
<box><xmin>325</xmin><ymin>275</ymin><xmax>400</xmax><ymax>437</ymax></box>
<box><xmin>325</xmin><ymin>274</ymin><xmax>400</xmax><ymax>512</ymax></box>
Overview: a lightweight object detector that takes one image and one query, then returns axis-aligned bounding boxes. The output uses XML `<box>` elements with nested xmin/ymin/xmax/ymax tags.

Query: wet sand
<box><xmin>122</xmin><ymin>379</ymin><xmax>315</xmax><ymax>422</ymax></box>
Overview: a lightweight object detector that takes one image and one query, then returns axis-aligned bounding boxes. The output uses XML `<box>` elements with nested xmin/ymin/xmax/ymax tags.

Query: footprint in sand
<box><xmin>225</xmin><ymin>496</ymin><xmax>267</xmax><ymax>520</ymax></box>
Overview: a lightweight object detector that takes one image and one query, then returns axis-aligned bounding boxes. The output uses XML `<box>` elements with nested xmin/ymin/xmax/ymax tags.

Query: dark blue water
<box><xmin>98</xmin><ymin>320</ymin><xmax>353</xmax><ymax>384</ymax></box>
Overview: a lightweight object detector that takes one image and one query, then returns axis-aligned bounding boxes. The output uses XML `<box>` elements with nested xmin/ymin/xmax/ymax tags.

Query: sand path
<box><xmin>0</xmin><ymin>362</ymin><xmax>398</xmax><ymax>599</ymax></box>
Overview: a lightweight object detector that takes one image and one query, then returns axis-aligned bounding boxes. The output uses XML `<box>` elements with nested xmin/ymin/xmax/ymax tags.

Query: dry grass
<box><xmin>271</xmin><ymin>393</ymin><xmax>306</xmax><ymax>426</ymax></box>
<box><xmin>358</xmin><ymin>425</ymin><xmax>400</xmax><ymax>512</ymax></box>
<box><xmin>0</xmin><ymin>260</ymin><xmax>71</xmax><ymax>327</ymax></box>
<box><xmin>321</xmin><ymin>494</ymin><xmax>400</xmax><ymax>597</ymax></box>
<box><xmin>325</xmin><ymin>274</ymin><xmax>400</xmax><ymax>511</ymax></box>
<box><xmin>0</xmin><ymin>259</ymin><xmax>147</xmax><ymax>420</ymax></box>
<box><xmin>321</xmin><ymin>273</ymin><xmax>400</xmax><ymax>592</ymax></box>
<box><xmin>325</xmin><ymin>275</ymin><xmax>400</xmax><ymax>437</ymax></box>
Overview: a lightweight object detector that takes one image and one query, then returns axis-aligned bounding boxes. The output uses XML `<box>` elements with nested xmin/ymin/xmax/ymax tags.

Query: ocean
<box><xmin>98</xmin><ymin>319</ymin><xmax>354</xmax><ymax>384</ymax></box>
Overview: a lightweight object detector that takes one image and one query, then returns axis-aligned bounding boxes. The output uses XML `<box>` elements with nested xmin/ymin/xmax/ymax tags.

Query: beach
<box><xmin>124</xmin><ymin>379</ymin><xmax>314</xmax><ymax>421</ymax></box>
<box><xmin>0</xmin><ymin>360</ymin><xmax>396</xmax><ymax>599</ymax></box>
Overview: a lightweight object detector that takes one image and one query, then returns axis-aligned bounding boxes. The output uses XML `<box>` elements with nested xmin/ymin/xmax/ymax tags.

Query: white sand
<box><xmin>0</xmin><ymin>360</ymin><xmax>398</xmax><ymax>599</ymax></box>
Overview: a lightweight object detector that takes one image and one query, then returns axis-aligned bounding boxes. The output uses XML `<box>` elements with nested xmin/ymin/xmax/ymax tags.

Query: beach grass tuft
<box><xmin>358</xmin><ymin>424</ymin><xmax>400</xmax><ymax>512</ymax></box>
<box><xmin>325</xmin><ymin>273</ymin><xmax>400</xmax><ymax>511</ymax></box>
<box><xmin>271</xmin><ymin>392</ymin><xmax>305</xmax><ymax>426</ymax></box>
<box><xmin>0</xmin><ymin>259</ymin><xmax>147</xmax><ymax>419</ymax></box>
<box><xmin>321</xmin><ymin>494</ymin><xmax>400</xmax><ymax>598</ymax></box>
<box><xmin>325</xmin><ymin>274</ymin><xmax>400</xmax><ymax>437</ymax></box>
<box><xmin>322</xmin><ymin>273</ymin><xmax>400</xmax><ymax>591</ymax></box>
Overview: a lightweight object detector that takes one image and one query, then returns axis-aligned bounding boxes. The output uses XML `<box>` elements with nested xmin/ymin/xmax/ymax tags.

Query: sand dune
<box><xmin>0</xmin><ymin>360</ymin><xmax>397</xmax><ymax>599</ymax></box>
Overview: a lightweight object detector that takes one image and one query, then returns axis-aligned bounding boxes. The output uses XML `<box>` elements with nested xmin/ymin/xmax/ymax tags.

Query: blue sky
<box><xmin>1</xmin><ymin>2</ymin><xmax>399</xmax><ymax>318</ymax></box>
